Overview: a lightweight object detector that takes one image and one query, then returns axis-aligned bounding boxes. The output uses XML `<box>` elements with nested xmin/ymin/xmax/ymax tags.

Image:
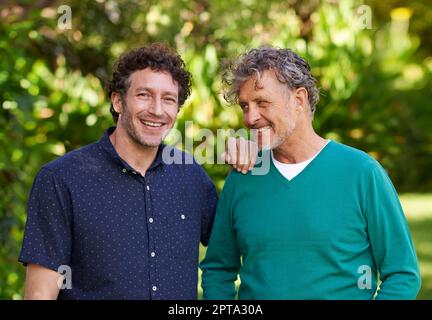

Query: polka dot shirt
<box><xmin>19</xmin><ymin>127</ymin><xmax>218</xmax><ymax>300</ymax></box>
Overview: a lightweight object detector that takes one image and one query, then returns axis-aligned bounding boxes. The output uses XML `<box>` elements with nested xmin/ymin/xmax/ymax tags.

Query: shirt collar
<box><xmin>98</xmin><ymin>126</ymin><xmax>165</xmax><ymax>173</ymax></box>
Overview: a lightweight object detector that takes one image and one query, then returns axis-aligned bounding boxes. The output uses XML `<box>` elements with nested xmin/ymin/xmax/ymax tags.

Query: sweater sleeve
<box><xmin>199</xmin><ymin>168</ymin><xmax>218</xmax><ymax>247</ymax></box>
<box><xmin>364</xmin><ymin>164</ymin><xmax>421</xmax><ymax>299</ymax></box>
<box><xmin>200</xmin><ymin>174</ymin><xmax>241</xmax><ymax>300</ymax></box>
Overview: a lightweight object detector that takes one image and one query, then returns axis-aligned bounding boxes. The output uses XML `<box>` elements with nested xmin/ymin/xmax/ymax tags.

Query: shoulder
<box><xmin>218</xmin><ymin>169</ymin><xmax>244</xmax><ymax>198</ymax></box>
<box><xmin>161</xmin><ymin>145</ymin><xmax>215</xmax><ymax>186</ymax></box>
<box><xmin>41</xmin><ymin>140</ymin><xmax>101</xmax><ymax>178</ymax></box>
<box><xmin>327</xmin><ymin>140</ymin><xmax>382</xmax><ymax>174</ymax></box>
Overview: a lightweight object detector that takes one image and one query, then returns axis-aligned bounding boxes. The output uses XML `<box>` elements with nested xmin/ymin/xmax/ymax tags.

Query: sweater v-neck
<box><xmin>269</xmin><ymin>140</ymin><xmax>334</xmax><ymax>187</ymax></box>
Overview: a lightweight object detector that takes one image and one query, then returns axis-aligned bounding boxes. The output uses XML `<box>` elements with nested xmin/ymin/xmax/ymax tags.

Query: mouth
<box><xmin>251</xmin><ymin>125</ymin><xmax>273</xmax><ymax>146</ymax></box>
<box><xmin>139</xmin><ymin>119</ymin><xmax>166</xmax><ymax>129</ymax></box>
<box><xmin>256</xmin><ymin>125</ymin><xmax>272</xmax><ymax>133</ymax></box>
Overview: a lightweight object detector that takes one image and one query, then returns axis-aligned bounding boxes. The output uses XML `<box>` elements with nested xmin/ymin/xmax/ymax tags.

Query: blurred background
<box><xmin>0</xmin><ymin>0</ymin><xmax>431</xmax><ymax>299</ymax></box>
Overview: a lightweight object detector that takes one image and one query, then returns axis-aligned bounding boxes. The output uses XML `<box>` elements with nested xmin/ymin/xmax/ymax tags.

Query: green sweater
<box><xmin>200</xmin><ymin>141</ymin><xmax>421</xmax><ymax>299</ymax></box>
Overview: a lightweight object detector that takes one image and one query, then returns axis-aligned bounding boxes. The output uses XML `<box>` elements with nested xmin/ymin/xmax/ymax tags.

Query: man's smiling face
<box><xmin>238</xmin><ymin>69</ymin><xmax>299</xmax><ymax>150</ymax></box>
<box><xmin>118</xmin><ymin>68</ymin><xmax>179</xmax><ymax>148</ymax></box>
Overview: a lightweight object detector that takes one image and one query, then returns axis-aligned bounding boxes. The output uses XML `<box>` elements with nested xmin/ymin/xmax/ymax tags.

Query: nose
<box><xmin>148</xmin><ymin>97</ymin><xmax>163</xmax><ymax>116</ymax></box>
<box><xmin>243</xmin><ymin>105</ymin><xmax>260</xmax><ymax>128</ymax></box>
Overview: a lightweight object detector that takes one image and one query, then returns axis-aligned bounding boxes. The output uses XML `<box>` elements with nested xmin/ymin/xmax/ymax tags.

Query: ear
<box><xmin>111</xmin><ymin>92</ymin><xmax>124</xmax><ymax>115</ymax></box>
<box><xmin>294</xmin><ymin>87</ymin><xmax>309</xmax><ymax>113</ymax></box>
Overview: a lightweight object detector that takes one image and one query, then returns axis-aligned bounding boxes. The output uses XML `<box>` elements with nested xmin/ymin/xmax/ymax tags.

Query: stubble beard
<box><xmin>121</xmin><ymin>101</ymin><xmax>162</xmax><ymax>149</ymax></box>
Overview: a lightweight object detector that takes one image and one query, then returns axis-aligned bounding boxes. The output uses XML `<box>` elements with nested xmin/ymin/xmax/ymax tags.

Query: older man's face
<box><xmin>238</xmin><ymin>69</ymin><xmax>299</xmax><ymax>150</ymax></box>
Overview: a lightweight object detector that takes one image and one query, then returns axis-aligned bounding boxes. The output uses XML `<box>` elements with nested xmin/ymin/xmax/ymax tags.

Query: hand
<box><xmin>224</xmin><ymin>137</ymin><xmax>258</xmax><ymax>174</ymax></box>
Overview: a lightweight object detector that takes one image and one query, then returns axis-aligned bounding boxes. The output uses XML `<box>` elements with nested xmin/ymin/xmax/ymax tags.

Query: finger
<box><xmin>226</xmin><ymin>137</ymin><xmax>237</xmax><ymax>165</ymax></box>
<box><xmin>237</xmin><ymin>137</ymin><xmax>249</xmax><ymax>173</ymax></box>
<box><xmin>248</xmin><ymin>140</ymin><xmax>259</xmax><ymax>171</ymax></box>
<box><xmin>221</xmin><ymin>152</ymin><xmax>230</xmax><ymax>164</ymax></box>
<box><xmin>242</xmin><ymin>140</ymin><xmax>257</xmax><ymax>173</ymax></box>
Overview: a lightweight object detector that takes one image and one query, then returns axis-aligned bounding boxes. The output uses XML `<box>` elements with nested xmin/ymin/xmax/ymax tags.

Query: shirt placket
<box><xmin>143</xmin><ymin>174</ymin><xmax>159</xmax><ymax>299</ymax></box>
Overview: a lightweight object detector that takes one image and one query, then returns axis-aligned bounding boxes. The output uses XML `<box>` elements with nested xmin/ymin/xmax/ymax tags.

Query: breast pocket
<box><xmin>168</xmin><ymin>211</ymin><xmax>200</xmax><ymax>258</ymax></box>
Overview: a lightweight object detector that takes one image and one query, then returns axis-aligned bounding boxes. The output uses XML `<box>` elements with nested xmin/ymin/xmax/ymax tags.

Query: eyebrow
<box><xmin>239</xmin><ymin>96</ymin><xmax>270</xmax><ymax>106</ymax></box>
<box><xmin>253</xmin><ymin>97</ymin><xmax>270</xmax><ymax>103</ymax></box>
<box><xmin>134</xmin><ymin>87</ymin><xmax>178</xmax><ymax>97</ymax></box>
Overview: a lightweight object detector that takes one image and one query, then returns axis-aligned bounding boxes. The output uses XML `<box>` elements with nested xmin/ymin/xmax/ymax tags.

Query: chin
<box><xmin>134</xmin><ymin>134</ymin><xmax>163</xmax><ymax>148</ymax></box>
<box><xmin>142</xmin><ymin>139</ymin><xmax>163</xmax><ymax>148</ymax></box>
<box><xmin>257</xmin><ymin>134</ymin><xmax>277</xmax><ymax>151</ymax></box>
<box><xmin>256</xmin><ymin>141</ymin><xmax>272</xmax><ymax>151</ymax></box>
<box><xmin>265</xmin><ymin>137</ymin><xmax>284</xmax><ymax>151</ymax></box>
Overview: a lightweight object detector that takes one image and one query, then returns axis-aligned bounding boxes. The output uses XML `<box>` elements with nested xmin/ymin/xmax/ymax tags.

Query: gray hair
<box><xmin>223</xmin><ymin>46</ymin><xmax>320</xmax><ymax>115</ymax></box>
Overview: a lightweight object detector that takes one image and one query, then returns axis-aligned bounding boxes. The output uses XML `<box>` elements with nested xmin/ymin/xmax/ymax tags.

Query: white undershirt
<box><xmin>271</xmin><ymin>140</ymin><xmax>331</xmax><ymax>181</ymax></box>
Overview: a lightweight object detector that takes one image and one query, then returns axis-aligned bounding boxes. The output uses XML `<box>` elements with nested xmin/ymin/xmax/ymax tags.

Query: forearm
<box><xmin>201</xmin><ymin>265</ymin><xmax>239</xmax><ymax>300</ymax></box>
<box><xmin>200</xmin><ymin>219</ymin><xmax>241</xmax><ymax>300</ymax></box>
<box><xmin>24</xmin><ymin>264</ymin><xmax>61</xmax><ymax>300</ymax></box>
<box><xmin>375</xmin><ymin>271</ymin><xmax>421</xmax><ymax>300</ymax></box>
<box><xmin>201</xmin><ymin>175</ymin><xmax>241</xmax><ymax>299</ymax></box>
<box><xmin>364</xmin><ymin>165</ymin><xmax>421</xmax><ymax>300</ymax></box>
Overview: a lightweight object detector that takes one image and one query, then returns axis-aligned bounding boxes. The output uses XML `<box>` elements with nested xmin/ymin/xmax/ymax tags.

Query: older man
<box><xmin>200</xmin><ymin>47</ymin><xmax>421</xmax><ymax>299</ymax></box>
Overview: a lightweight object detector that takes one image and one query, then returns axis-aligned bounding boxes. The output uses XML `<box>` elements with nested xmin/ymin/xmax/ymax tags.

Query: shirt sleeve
<box><xmin>200</xmin><ymin>174</ymin><xmax>241</xmax><ymax>300</ymax></box>
<box><xmin>19</xmin><ymin>167</ymin><xmax>73</xmax><ymax>272</ymax></box>
<box><xmin>364</xmin><ymin>163</ymin><xmax>421</xmax><ymax>299</ymax></box>
<box><xmin>200</xmin><ymin>173</ymin><xmax>218</xmax><ymax>247</ymax></box>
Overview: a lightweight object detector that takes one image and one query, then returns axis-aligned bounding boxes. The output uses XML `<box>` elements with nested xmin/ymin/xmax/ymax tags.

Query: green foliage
<box><xmin>1</xmin><ymin>0</ymin><xmax>431</xmax><ymax>299</ymax></box>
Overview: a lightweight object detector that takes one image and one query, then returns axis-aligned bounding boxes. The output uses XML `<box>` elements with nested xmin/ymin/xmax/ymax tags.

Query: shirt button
<box><xmin>122</xmin><ymin>168</ymin><xmax>127</xmax><ymax>173</ymax></box>
<box><xmin>150</xmin><ymin>252</ymin><xmax>156</xmax><ymax>257</ymax></box>
<box><xmin>152</xmin><ymin>286</ymin><xmax>157</xmax><ymax>291</ymax></box>
<box><xmin>181</xmin><ymin>214</ymin><xmax>186</xmax><ymax>220</ymax></box>
<box><xmin>149</xmin><ymin>217</ymin><xmax>154</xmax><ymax>223</ymax></box>
<box><xmin>146</xmin><ymin>185</ymin><xmax>150</xmax><ymax>191</ymax></box>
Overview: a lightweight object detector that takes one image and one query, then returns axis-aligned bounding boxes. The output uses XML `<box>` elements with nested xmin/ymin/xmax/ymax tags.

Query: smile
<box><xmin>256</xmin><ymin>126</ymin><xmax>272</xmax><ymax>133</ymax></box>
<box><xmin>140</xmin><ymin>120</ymin><xmax>164</xmax><ymax>128</ymax></box>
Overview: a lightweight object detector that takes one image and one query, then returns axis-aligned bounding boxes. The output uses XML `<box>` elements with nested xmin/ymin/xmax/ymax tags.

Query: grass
<box><xmin>197</xmin><ymin>193</ymin><xmax>432</xmax><ymax>300</ymax></box>
<box><xmin>400</xmin><ymin>193</ymin><xmax>432</xmax><ymax>299</ymax></box>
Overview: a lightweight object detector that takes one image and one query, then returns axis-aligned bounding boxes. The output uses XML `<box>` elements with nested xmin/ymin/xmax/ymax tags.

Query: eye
<box><xmin>164</xmin><ymin>97</ymin><xmax>177</xmax><ymax>104</ymax></box>
<box><xmin>137</xmin><ymin>92</ymin><xmax>151</xmax><ymax>98</ymax></box>
<box><xmin>257</xmin><ymin>100</ymin><xmax>270</xmax><ymax>108</ymax></box>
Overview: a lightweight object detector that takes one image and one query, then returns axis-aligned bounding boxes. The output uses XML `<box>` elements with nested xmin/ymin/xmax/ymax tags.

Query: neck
<box><xmin>272</xmin><ymin>125</ymin><xmax>327</xmax><ymax>164</ymax></box>
<box><xmin>109</xmin><ymin>125</ymin><xmax>158</xmax><ymax>176</ymax></box>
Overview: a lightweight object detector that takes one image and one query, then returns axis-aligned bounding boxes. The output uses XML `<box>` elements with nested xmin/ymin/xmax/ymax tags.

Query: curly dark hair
<box><xmin>108</xmin><ymin>43</ymin><xmax>192</xmax><ymax>122</ymax></box>
<box><xmin>223</xmin><ymin>46</ymin><xmax>320</xmax><ymax>115</ymax></box>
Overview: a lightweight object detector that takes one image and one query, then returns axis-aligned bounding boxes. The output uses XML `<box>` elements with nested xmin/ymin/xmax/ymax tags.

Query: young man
<box><xmin>200</xmin><ymin>47</ymin><xmax>421</xmax><ymax>299</ymax></box>
<box><xmin>19</xmin><ymin>43</ymin><xmax>218</xmax><ymax>299</ymax></box>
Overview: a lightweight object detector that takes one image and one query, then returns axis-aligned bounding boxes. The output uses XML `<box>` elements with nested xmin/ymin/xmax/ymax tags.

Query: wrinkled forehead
<box><xmin>238</xmin><ymin>69</ymin><xmax>288</xmax><ymax>102</ymax></box>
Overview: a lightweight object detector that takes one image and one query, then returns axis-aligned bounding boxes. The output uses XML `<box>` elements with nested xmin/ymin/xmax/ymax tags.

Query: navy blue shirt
<box><xmin>19</xmin><ymin>127</ymin><xmax>218</xmax><ymax>300</ymax></box>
